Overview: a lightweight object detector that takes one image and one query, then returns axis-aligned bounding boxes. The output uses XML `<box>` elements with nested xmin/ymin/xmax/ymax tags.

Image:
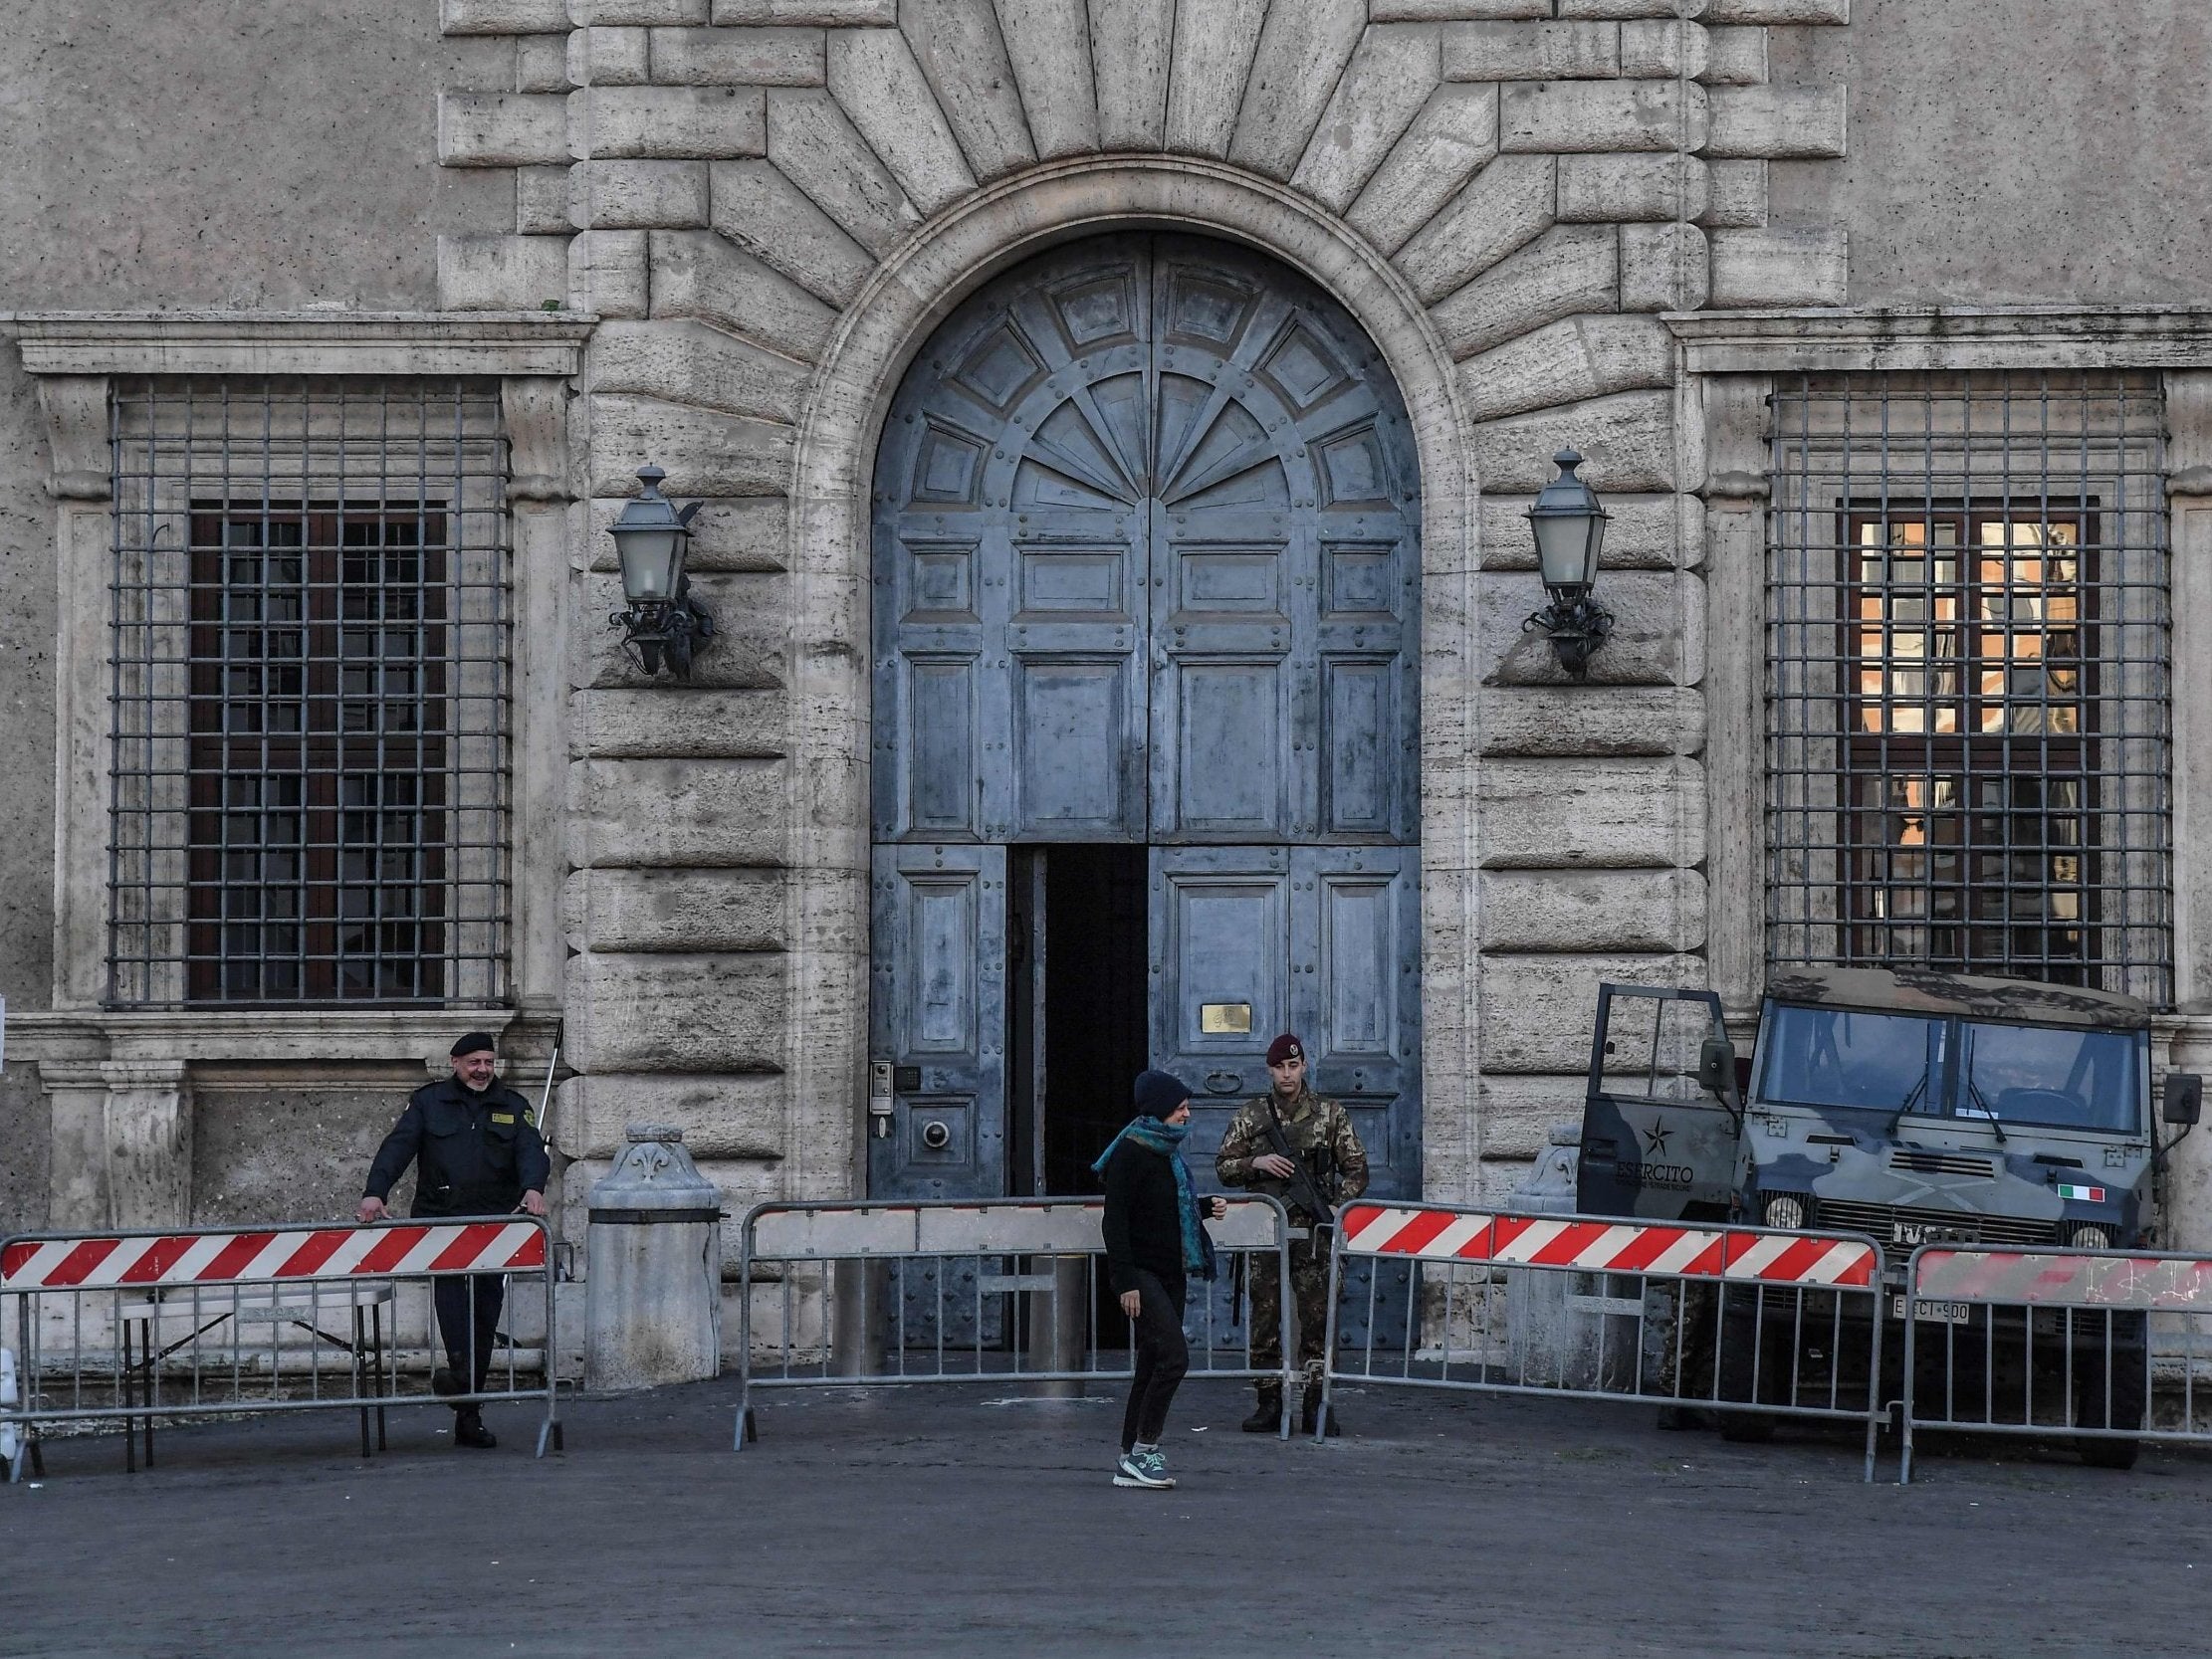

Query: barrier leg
<box><xmin>371</xmin><ymin>1301</ymin><xmax>388</xmax><ymax>1452</ymax></box>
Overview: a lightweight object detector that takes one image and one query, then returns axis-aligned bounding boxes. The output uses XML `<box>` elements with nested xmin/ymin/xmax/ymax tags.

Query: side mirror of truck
<box><xmin>1697</xmin><ymin>1036</ymin><xmax>1738</xmax><ymax>1100</ymax></box>
<box><xmin>2164</xmin><ymin>1073</ymin><xmax>2203</xmax><ymax>1128</ymax></box>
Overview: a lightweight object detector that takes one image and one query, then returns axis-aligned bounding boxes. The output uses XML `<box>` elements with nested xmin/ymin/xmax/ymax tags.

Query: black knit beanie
<box><xmin>1132</xmin><ymin>1069</ymin><xmax>1192</xmax><ymax>1120</ymax></box>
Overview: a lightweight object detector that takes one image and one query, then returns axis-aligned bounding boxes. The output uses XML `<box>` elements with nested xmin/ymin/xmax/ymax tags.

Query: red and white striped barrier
<box><xmin>1912</xmin><ymin>1247</ymin><xmax>2212</xmax><ymax>1311</ymax></box>
<box><xmin>1</xmin><ymin>1220</ymin><xmax>547</xmax><ymax>1291</ymax></box>
<box><xmin>1337</xmin><ymin>1203</ymin><xmax>1878</xmax><ymax>1288</ymax></box>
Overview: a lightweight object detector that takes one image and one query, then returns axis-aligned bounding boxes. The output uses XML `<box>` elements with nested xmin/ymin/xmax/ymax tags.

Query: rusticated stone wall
<box><xmin>427</xmin><ymin>0</ymin><xmax>1852</xmax><ymax>1246</ymax></box>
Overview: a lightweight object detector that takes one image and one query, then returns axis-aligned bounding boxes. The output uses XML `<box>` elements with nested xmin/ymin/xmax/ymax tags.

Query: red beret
<box><xmin>1266</xmin><ymin>1033</ymin><xmax>1303</xmax><ymax>1066</ymax></box>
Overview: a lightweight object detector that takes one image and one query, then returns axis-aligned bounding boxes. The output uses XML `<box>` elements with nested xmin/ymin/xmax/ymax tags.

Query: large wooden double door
<box><xmin>867</xmin><ymin>234</ymin><xmax>1422</xmax><ymax>1222</ymax></box>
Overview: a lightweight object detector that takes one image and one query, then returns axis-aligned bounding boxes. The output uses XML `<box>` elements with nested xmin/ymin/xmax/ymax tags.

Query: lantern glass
<box><xmin>1532</xmin><ymin>513</ymin><xmax>1603</xmax><ymax>594</ymax></box>
<box><xmin>614</xmin><ymin>522</ymin><xmax>685</xmax><ymax>603</ymax></box>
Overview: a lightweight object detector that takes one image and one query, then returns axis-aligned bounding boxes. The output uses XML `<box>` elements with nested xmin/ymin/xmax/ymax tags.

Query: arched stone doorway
<box><xmin>866</xmin><ymin>231</ymin><xmax>1422</xmax><ymax>1220</ymax></box>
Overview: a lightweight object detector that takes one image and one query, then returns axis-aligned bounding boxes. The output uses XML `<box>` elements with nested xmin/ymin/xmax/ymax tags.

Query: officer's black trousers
<box><xmin>433</xmin><ymin>1273</ymin><xmax>505</xmax><ymax>1405</ymax></box>
<box><xmin>1121</xmin><ymin>1269</ymin><xmax>1189</xmax><ymax>1452</ymax></box>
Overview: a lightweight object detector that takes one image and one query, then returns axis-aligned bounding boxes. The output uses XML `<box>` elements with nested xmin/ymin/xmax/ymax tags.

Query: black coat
<box><xmin>364</xmin><ymin>1076</ymin><xmax>551</xmax><ymax>1219</ymax></box>
<box><xmin>1100</xmin><ymin>1138</ymin><xmax>1214</xmax><ymax>1296</ymax></box>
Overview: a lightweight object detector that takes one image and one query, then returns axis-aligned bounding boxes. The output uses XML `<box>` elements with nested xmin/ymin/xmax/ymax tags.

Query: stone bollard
<box><xmin>584</xmin><ymin>1124</ymin><xmax>726</xmax><ymax>1392</ymax></box>
<box><xmin>1504</xmin><ymin>1120</ymin><xmax>1641</xmax><ymax>1392</ymax></box>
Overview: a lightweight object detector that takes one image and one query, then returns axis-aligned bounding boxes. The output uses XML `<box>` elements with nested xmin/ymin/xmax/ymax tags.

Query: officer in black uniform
<box><xmin>358</xmin><ymin>1031</ymin><xmax>550</xmax><ymax>1450</ymax></box>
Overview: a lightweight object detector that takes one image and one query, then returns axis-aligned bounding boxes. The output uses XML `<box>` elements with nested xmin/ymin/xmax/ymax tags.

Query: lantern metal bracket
<box><xmin>1522</xmin><ymin>594</ymin><xmax>1615</xmax><ymax>682</ymax></box>
<box><xmin>610</xmin><ymin>577</ymin><xmax>717</xmax><ymax>679</ymax></box>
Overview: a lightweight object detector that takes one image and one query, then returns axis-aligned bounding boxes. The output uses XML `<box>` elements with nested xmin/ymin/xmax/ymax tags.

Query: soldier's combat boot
<box><xmin>1240</xmin><ymin>1385</ymin><xmax>1282</xmax><ymax>1433</ymax></box>
<box><xmin>1301</xmin><ymin>1390</ymin><xmax>1340</xmax><ymax>1438</ymax></box>
<box><xmin>453</xmin><ymin>1408</ymin><xmax>497</xmax><ymax>1450</ymax></box>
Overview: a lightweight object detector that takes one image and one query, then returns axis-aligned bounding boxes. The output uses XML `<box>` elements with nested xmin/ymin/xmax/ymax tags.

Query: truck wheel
<box><xmin>2074</xmin><ymin>1310</ymin><xmax>2146</xmax><ymax>1471</ymax></box>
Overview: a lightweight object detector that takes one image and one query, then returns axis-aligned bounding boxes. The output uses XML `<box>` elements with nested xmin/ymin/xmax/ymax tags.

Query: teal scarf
<box><xmin>1093</xmin><ymin>1117</ymin><xmax>1215</xmax><ymax>1279</ymax></box>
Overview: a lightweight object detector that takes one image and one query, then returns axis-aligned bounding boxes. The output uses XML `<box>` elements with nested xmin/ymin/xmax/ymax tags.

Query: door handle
<box><xmin>1205</xmin><ymin>1070</ymin><xmax>1242</xmax><ymax>1096</ymax></box>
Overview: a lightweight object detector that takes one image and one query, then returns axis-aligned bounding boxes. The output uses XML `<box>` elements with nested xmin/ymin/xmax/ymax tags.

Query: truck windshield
<box><xmin>1759</xmin><ymin>1006</ymin><xmax>1944</xmax><ymax>1113</ymax></box>
<box><xmin>1961</xmin><ymin>1022</ymin><xmax>2140</xmax><ymax>1134</ymax></box>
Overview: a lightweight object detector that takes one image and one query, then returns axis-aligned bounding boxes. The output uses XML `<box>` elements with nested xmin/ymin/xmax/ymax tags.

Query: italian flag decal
<box><xmin>2057</xmin><ymin>1181</ymin><xmax>2106</xmax><ymax>1202</ymax></box>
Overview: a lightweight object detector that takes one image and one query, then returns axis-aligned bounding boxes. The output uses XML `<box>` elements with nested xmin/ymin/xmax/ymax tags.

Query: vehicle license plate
<box><xmin>1891</xmin><ymin>1294</ymin><xmax>1970</xmax><ymax>1325</ymax></box>
<box><xmin>1891</xmin><ymin>1221</ymin><xmax>1969</xmax><ymax>1247</ymax></box>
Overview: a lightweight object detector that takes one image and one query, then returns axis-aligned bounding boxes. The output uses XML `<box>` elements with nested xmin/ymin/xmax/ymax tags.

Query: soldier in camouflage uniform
<box><xmin>1216</xmin><ymin>1032</ymin><xmax>1368</xmax><ymax>1435</ymax></box>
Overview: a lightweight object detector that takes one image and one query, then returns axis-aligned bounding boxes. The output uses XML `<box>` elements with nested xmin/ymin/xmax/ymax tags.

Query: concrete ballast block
<box><xmin>438</xmin><ymin>93</ymin><xmax>570</xmax><ymax>167</ymax></box>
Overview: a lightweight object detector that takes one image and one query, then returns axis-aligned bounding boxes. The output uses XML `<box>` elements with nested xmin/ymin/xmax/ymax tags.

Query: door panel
<box><xmin>869</xmin><ymin>844</ymin><xmax>1006</xmax><ymax>1201</ymax></box>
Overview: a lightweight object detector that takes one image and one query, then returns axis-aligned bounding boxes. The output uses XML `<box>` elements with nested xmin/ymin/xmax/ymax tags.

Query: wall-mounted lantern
<box><xmin>606</xmin><ymin>464</ymin><xmax>714</xmax><ymax>678</ymax></box>
<box><xmin>1522</xmin><ymin>448</ymin><xmax>1613</xmax><ymax>681</ymax></box>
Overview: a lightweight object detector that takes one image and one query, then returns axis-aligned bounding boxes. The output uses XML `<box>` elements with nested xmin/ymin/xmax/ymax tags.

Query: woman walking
<box><xmin>1095</xmin><ymin>1069</ymin><xmax>1227</xmax><ymax>1490</ymax></box>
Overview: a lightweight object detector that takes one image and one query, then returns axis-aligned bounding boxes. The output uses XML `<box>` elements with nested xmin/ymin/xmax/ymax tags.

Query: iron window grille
<box><xmin>1767</xmin><ymin>370</ymin><xmax>2171</xmax><ymax>1007</ymax></box>
<box><xmin>107</xmin><ymin>377</ymin><xmax>512</xmax><ymax>1007</ymax></box>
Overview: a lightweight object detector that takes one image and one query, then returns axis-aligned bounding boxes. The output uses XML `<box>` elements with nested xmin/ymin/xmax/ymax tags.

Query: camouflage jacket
<box><xmin>1216</xmin><ymin>1087</ymin><xmax>1370</xmax><ymax>1221</ymax></box>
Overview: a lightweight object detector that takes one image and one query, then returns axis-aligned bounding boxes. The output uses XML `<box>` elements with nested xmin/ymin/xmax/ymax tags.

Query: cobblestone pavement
<box><xmin>3</xmin><ymin>1376</ymin><xmax>2208</xmax><ymax>1658</ymax></box>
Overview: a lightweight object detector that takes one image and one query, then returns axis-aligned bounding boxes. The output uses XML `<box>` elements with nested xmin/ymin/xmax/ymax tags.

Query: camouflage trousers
<box><xmin>1247</xmin><ymin>1228</ymin><xmax>1331</xmax><ymax>1389</ymax></box>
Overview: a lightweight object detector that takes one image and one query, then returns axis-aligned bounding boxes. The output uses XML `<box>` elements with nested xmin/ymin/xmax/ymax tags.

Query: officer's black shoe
<box><xmin>432</xmin><ymin>1365</ymin><xmax>461</xmax><ymax>1398</ymax></box>
<box><xmin>1302</xmin><ymin>1396</ymin><xmax>1341</xmax><ymax>1438</ymax></box>
<box><xmin>1240</xmin><ymin>1389</ymin><xmax>1282</xmax><ymax>1433</ymax></box>
<box><xmin>453</xmin><ymin>1409</ymin><xmax>497</xmax><ymax>1450</ymax></box>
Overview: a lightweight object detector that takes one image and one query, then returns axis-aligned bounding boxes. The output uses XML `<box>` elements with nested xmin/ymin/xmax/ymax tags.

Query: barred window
<box><xmin>1766</xmin><ymin>371</ymin><xmax>2171</xmax><ymax>1006</ymax></box>
<box><xmin>108</xmin><ymin>378</ymin><xmax>511</xmax><ymax>1006</ymax></box>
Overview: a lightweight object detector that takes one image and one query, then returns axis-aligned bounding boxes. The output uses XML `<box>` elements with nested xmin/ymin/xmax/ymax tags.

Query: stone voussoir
<box><xmin>709</xmin><ymin>159</ymin><xmax>877</xmax><ymax>306</ymax></box>
<box><xmin>591</xmin><ymin>317</ymin><xmax>810</xmax><ymax>421</ymax></box>
<box><xmin>1398</xmin><ymin>153</ymin><xmax>1556</xmax><ymax>307</ymax></box>
<box><xmin>1430</xmin><ymin>223</ymin><xmax>1619</xmax><ymax>360</ymax></box>
<box><xmin>648</xmin><ymin>229</ymin><xmax>839</xmax><ymax>359</ymax></box>
<box><xmin>1458</xmin><ymin>311</ymin><xmax>1675</xmax><ymax>422</ymax></box>
<box><xmin>1346</xmin><ymin>83</ymin><xmax>1501</xmax><ymax>256</ymax></box>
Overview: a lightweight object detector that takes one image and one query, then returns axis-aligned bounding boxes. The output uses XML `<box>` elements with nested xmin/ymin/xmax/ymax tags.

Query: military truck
<box><xmin>1576</xmin><ymin>966</ymin><xmax>2203</xmax><ymax>1467</ymax></box>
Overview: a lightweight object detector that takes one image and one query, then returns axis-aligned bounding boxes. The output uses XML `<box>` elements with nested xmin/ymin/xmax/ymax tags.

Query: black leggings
<box><xmin>1122</xmin><ymin>1269</ymin><xmax>1190</xmax><ymax>1452</ymax></box>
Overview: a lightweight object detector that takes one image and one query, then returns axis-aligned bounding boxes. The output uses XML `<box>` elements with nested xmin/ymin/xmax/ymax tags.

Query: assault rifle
<box><xmin>1261</xmin><ymin>1098</ymin><xmax>1335</xmax><ymax>1227</ymax></box>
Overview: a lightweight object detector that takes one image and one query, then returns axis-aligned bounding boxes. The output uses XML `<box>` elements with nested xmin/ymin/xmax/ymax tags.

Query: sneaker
<box><xmin>1112</xmin><ymin>1449</ymin><xmax>1174</xmax><ymax>1489</ymax></box>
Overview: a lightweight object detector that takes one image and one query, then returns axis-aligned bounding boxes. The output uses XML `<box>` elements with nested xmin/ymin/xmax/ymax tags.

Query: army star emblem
<box><xmin>1643</xmin><ymin>1119</ymin><xmax>1672</xmax><ymax>1157</ymax></box>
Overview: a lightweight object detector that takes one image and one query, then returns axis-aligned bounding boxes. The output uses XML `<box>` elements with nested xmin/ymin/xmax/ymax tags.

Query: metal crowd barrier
<box><xmin>735</xmin><ymin>1196</ymin><xmax>1297</xmax><ymax>1448</ymax></box>
<box><xmin>1899</xmin><ymin>1243</ymin><xmax>2212</xmax><ymax>1482</ymax></box>
<box><xmin>1320</xmin><ymin>1201</ymin><xmax>1890</xmax><ymax>1480</ymax></box>
<box><xmin>0</xmin><ymin>1214</ymin><xmax>563</xmax><ymax>1478</ymax></box>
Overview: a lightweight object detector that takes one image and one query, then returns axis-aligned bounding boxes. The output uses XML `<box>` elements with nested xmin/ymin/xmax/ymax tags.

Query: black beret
<box><xmin>450</xmin><ymin>1031</ymin><xmax>498</xmax><ymax>1059</ymax></box>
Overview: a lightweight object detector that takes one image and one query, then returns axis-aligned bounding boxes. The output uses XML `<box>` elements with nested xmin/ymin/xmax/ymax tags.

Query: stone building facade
<box><xmin>5</xmin><ymin>0</ymin><xmax>2212</xmax><ymax>1329</ymax></box>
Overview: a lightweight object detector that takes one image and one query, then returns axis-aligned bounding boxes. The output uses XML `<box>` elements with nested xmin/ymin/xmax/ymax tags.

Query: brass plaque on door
<box><xmin>1201</xmin><ymin>1002</ymin><xmax>1252</xmax><ymax>1034</ymax></box>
